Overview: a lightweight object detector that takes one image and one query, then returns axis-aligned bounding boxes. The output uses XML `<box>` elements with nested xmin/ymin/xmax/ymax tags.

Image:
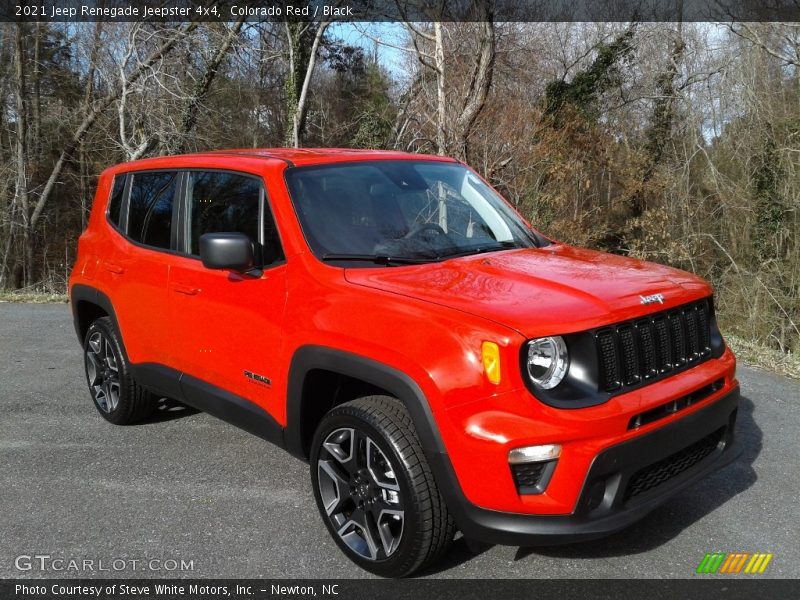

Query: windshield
<box><xmin>285</xmin><ymin>161</ymin><xmax>543</xmax><ymax>265</ymax></box>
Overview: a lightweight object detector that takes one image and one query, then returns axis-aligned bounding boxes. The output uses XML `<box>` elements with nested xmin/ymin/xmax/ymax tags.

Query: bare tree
<box><xmin>29</xmin><ymin>22</ymin><xmax>199</xmax><ymax>232</ymax></box>
<box><xmin>12</xmin><ymin>24</ymin><xmax>30</xmax><ymax>286</ymax></box>
<box><xmin>730</xmin><ymin>22</ymin><xmax>800</xmax><ymax>67</ymax></box>
<box><xmin>396</xmin><ymin>1</ymin><xmax>496</xmax><ymax>158</ymax></box>
<box><xmin>78</xmin><ymin>21</ymin><xmax>104</xmax><ymax>228</ymax></box>
<box><xmin>117</xmin><ymin>24</ymin><xmax>157</xmax><ymax>161</ymax></box>
<box><xmin>284</xmin><ymin>19</ymin><xmax>332</xmax><ymax>147</ymax></box>
<box><xmin>176</xmin><ymin>17</ymin><xmax>247</xmax><ymax>151</ymax></box>
<box><xmin>451</xmin><ymin>5</ymin><xmax>495</xmax><ymax>159</ymax></box>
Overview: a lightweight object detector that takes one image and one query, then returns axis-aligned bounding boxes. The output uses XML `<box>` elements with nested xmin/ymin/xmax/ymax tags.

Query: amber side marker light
<box><xmin>482</xmin><ymin>341</ymin><xmax>501</xmax><ymax>384</ymax></box>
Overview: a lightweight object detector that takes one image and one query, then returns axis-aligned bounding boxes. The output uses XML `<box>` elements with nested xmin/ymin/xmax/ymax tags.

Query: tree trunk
<box><xmin>631</xmin><ymin>22</ymin><xmax>685</xmax><ymax>219</ymax></box>
<box><xmin>292</xmin><ymin>21</ymin><xmax>328</xmax><ymax>148</ymax></box>
<box><xmin>434</xmin><ymin>22</ymin><xmax>446</xmax><ymax>155</ymax></box>
<box><xmin>83</xmin><ymin>22</ymin><xmax>102</xmax><ymax>107</ymax></box>
<box><xmin>78</xmin><ymin>22</ymin><xmax>102</xmax><ymax>229</ymax></box>
<box><xmin>13</xmin><ymin>24</ymin><xmax>31</xmax><ymax>287</ymax></box>
<box><xmin>284</xmin><ymin>20</ymin><xmax>329</xmax><ymax>148</ymax></box>
<box><xmin>31</xmin><ymin>22</ymin><xmax>41</xmax><ymax>163</ymax></box>
<box><xmin>452</xmin><ymin>8</ymin><xmax>495</xmax><ymax>161</ymax></box>
<box><xmin>283</xmin><ymin>21</ymin><xmax>303</xmax><ymax>146</ymax></box>
<box><xmin>177</xmin><ymin>18</ymin><xmax>246</xmax><ymax>151</ymax></box>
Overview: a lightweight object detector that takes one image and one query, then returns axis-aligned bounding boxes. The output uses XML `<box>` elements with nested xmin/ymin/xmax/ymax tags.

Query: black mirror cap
<box><xmin>199</xmin><ymin>232</ymin><xmax>254</xmax><ymax>273</ymax></box>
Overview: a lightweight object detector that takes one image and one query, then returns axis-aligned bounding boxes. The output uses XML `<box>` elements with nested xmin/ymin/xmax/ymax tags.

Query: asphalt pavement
<box><xmin>1</xmin><ymin>302</ymin><xmax>798</xmax><ymax>578</ymax></box>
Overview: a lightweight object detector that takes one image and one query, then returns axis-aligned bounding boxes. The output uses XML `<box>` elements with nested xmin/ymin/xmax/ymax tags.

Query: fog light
<box><xmin>508</xmin><ymin>444</ymin><xmax>561</xmax><ymax>464</ymax></box>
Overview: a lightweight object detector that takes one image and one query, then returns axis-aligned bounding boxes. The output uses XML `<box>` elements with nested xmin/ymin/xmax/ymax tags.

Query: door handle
<box><xmin>171</xmin><ymin>282</ymin><xmax>200</xmax><ymax>296</ymax></box>
<box><xmin>104</xmin><ymin>262</ymin><xmax>124</xmax><ymax>275</ymax></box>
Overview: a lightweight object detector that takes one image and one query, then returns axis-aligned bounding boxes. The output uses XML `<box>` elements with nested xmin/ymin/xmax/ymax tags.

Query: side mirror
<box><xmin>199</xmin><ymin>232</ymin><xmax>260</xmax><ymax>276</ymax></box>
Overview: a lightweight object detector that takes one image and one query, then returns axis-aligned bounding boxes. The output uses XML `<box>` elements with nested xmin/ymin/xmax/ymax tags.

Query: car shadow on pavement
<box><xmin>136</xmin><ymin>397</ymin><xmax>199</xmax><ymax>424</ymax></box>
<box><xmin>421</xmin><ymin>394</ymin><xmax>761</xmax><ymax>574</ymax></box>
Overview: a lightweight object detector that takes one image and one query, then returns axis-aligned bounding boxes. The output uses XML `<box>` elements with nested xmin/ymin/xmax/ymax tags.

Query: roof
<box><xmin>106</xmin><ymin>148</ymin><xmax>458</xmax><ymax>174</ymax></box>
<box><xmin>203</xmin><ymin>148</ymin><xmax>458</xmax><ymax>167</ymax></box>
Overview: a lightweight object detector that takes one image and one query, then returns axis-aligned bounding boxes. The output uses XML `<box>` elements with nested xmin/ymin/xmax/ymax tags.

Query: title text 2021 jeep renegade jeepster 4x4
<box><xmin>69</xmin><ymin>149</ymin><xmax>739</xmax><ymax>577</ymax></box>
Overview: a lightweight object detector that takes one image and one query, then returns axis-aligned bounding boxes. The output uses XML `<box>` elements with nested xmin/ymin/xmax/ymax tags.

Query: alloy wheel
<box><xmin>317</xmin><ymin>427</ymin><xmax>405</xmax><ymax>561</ymax></box>
<box><xmin>85</xmin><ymin>331</ymin><xmax>121</xmax><ymax>413</ymax></box>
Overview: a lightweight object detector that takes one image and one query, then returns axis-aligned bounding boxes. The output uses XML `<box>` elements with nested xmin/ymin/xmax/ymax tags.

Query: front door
<box><xmin>168</xmin><ymin>170</ymin><xmax>287</xmax><ymax>419</ymax></box>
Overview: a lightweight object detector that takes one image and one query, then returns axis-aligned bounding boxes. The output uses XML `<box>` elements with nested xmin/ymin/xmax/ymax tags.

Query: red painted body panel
<box><xmin>69</xmin><ymin>149</ymin><xmax>739</xmax><ymax>517</ymax></box>
<box><xmin>344</xmin><ymin>244</ymin><xmax>712</xmax><ymax>338</ymax></box>
<box><xmin>168</xmin><ymin>256</ymin><xmax>289</xmax><ymax>417</ymax></box>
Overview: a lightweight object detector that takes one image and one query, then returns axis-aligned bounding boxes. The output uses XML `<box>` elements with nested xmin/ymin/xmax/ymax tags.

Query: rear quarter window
<box><xmin>107</xmin><ymin>175</ymin><xmax>126</xmax><ymax>229</ymax></box>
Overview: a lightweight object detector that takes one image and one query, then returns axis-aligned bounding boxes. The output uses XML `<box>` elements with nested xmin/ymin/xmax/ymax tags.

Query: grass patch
<box><xmin>0</xmin><ymin>291</ymin><xmax>68</xmax><ymax>304</ymax></box>
<box><xmin>726</xmin><ymin>335</ymin><xmax>800</xmax><ymax>381</ymax></box>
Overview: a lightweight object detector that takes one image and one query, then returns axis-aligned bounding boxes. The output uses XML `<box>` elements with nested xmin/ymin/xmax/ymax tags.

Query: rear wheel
<box><xmin>83</xmin><ymin>317</ymin><xmax>156</xmax><ymax>424</ymax></box>
<box><xmin>310</xmin><ymin>396</ymin><xmax>455</xmax><ymax>577</ymax></box>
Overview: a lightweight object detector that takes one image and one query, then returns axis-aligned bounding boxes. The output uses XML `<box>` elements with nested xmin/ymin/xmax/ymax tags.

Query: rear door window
<box><xmin>127</xmin><ymin>171</ymin><xmax>178</xmax><ymax>249</ymax></box>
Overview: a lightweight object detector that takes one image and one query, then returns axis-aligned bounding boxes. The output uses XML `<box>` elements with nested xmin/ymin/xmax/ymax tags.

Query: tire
<box><xmin>310</xmin><ymin>395</ymin><xmax>456</xmax><ymax>577</ymax></box>
<box><xmin>83</xmin><ymin>317</ymin><xmax>156</xmax><ymax>425</ymax></box>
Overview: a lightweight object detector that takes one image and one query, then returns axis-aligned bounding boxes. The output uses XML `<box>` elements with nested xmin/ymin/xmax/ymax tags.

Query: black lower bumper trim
<box><xmin>434</xmin><ymin>385</ymin><xmax>740</xmax><ymax>546</ymax></box>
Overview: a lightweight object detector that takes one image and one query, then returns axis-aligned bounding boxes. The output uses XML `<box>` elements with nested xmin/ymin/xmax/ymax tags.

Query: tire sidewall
<box><xmin>310</xmin><ymin>407</ymin><xmax>423</xmax><ymax>577</ymax></box>
<box><xmin>83</xmin><ymin>318</ymin><xmax>131</xmax><ymax>424</ymax></box>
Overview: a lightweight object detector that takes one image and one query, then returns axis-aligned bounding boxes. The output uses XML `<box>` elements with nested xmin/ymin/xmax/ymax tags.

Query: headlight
<box><xmin>525</xmin><ymin>336</ymin><xmax>569</xmax><ymax>389</ymax></box>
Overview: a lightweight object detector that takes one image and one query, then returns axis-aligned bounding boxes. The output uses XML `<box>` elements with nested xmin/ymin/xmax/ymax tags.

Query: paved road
<box><xmin>1</xmin><ymin>303</ymin><xmax>798</xmax><ymax>579</ymax></box>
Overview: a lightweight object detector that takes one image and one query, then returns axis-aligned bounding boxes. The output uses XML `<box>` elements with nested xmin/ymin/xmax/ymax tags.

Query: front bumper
<box><xmin>435</xmin><ymin>385</ymin><xmax>740</xmax><ymax>546</ymax></box>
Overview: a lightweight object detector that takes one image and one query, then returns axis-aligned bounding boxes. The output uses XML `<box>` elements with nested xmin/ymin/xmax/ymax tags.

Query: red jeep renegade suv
<box><xmin>69</xmin><ymin>149</ymin><xmax>739</xmax><ymax>576</ymax></box>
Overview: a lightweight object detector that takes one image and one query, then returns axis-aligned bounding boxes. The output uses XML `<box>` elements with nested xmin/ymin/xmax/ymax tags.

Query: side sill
<box><xmin>129</xmin><ymin>362</ymin><xmax>286</xmax><ymax>450</ymax></box>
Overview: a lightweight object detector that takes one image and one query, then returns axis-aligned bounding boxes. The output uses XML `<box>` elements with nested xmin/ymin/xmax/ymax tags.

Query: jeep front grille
<box><xmin>595</xmin><ymin>299</ymin><xmax>713</xmax><ymax>393</ymax></box>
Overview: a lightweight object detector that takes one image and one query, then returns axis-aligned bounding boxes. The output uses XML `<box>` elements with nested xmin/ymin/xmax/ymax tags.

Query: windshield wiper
<box><xmin>322</xmin><ymin>242</ymin><xmax>526</xmax><ymax>266</ymax></box>
<box><xmin>321</xmin><ymin>253</ymin><xmax>436</xmax><ymax>266</ymax></box>
<box><xmin>438</xmin><ymin>240</ymin><xmax>526</xmax><ymax>260</ymax></box>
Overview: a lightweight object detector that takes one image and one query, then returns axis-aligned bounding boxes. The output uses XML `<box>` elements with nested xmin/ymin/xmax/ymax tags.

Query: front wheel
<box><xmin>310</xmin><ymin>396</ymin><xmax>455</xmax><ymax>577</ymax></box>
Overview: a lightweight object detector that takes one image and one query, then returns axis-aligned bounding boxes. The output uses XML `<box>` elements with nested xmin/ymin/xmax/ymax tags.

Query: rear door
<box><xmin>168</xmin><ymin>170</ymin><xmax>288</xmax><ymax>418</ymax></box>
<box><xmin>103</xmin><ymin>170</ymin><xmax>180</xmax><ymax>366</ymax></box>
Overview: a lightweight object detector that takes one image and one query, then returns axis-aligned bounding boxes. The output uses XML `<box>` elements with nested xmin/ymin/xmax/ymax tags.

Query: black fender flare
<box><xmin>69</xmin><ymin>284</ymin><xmax>122</xmax><ymax>345</ymax></box>
<box><xmin>284</xmin><ymin>345</ymin><xmax>449</xmax><ymax>462</ymax></box>
<box><xmin>284</xmin><ymin>345</ymin><xmax>491</xmax><ymax>538</ymax></box>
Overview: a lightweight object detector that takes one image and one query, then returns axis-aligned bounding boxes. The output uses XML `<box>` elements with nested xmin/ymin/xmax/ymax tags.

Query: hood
<box><xmin>344</xmin><ymin>244</ymin><xmax>711</xmax><ymax>337</ymax></box>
